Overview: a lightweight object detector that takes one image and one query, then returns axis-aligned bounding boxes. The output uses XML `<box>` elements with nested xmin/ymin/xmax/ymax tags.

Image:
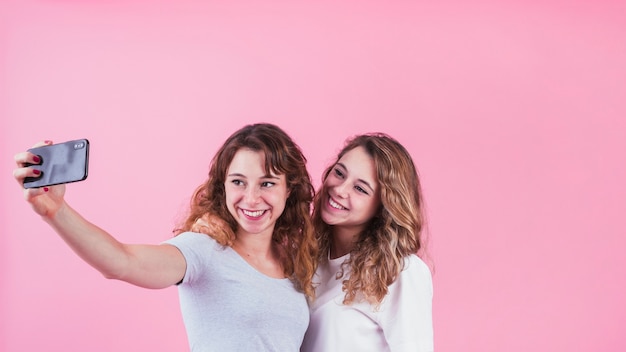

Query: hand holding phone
<box><xmin>23</xmin><ymin>139</ymin><xmax>90</xmax><ymax>189</ymax></box>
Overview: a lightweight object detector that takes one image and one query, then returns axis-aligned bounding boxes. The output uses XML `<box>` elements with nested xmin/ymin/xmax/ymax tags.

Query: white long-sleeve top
<box><xmin>301</xmin><ymin>253</ymin><xmax>433</xmax><ymax>352</ymax></box>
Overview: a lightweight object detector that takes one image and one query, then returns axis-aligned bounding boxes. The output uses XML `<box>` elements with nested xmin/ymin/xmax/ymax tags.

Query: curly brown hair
<box><xmin>176</xmin><ymin>123</ymin><xmax>318</xmax><ymax>299</ymax></box>
<box><xmin>312</xmin><ymin>133</ymin><xmax>427</xmax><ymax>306</ymax></box>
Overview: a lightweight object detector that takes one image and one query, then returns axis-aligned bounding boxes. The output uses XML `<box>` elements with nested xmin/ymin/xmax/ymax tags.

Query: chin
<box><xmin>320</xmin><ymin>210</ymin><xmax>338</xmax><ymax>226</ymax></box>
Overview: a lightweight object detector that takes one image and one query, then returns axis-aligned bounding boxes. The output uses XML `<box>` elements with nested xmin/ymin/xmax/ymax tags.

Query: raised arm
<box><xmin>13</xmin><ymin>141</ymin><xmax>186</xmax><ymax>289</ymax></box>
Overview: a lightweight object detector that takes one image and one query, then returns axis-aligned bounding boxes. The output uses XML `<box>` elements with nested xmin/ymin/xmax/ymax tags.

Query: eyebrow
<box><xmin>227</xmin><ymin>173</ymin><xmax>281</xmax><ymax>179</ymax></box>
<box><xmin>336</xmin><ymin>162</ymin><xmax>375</xmax><ymax>193</ymax></box>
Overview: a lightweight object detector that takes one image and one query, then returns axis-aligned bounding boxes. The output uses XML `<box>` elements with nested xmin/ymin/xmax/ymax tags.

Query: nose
<box><xmin>244</xmin><ymin>186</ymin><xmax>261</xmax><ymax>204</ymax></box>
<box><xmin>333</xmin><ymin>180</ymin><xmax>349</xmax><ymax>199</ymax></box>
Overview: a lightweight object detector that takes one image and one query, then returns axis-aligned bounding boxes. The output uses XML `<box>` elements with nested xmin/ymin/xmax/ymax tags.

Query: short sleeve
<box><xmin>379</xmin><ymin>255</ymin><xmax>434</xmax><ymax>352</ymax></box>
<box><xmin>163</xmin><ymin>232</ymin><xmax>220</xmax><ymax>285</ymax></box>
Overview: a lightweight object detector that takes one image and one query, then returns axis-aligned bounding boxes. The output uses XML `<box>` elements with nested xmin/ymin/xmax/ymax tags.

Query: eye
<box><xmin>261</xmin><ymin>181</ymin><xmax>275</xmax><ymax>188</ymax></box>
<box><xmin>231</xmin><ymin>179</ymin><xmax>244</xmax><ymax>186</ymax></box>
<box><xmin>355</xmin><ymin>185</ymin><xmax>369</xmax><ymax>195</ymax></box>
<box><xmin>333</xmin><ymin>168</ymin><xmax>344</xmax><ymax>178</ymax></box>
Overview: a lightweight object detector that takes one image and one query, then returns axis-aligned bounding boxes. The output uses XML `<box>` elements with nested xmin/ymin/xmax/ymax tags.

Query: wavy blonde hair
<box><xmin>312</xmin><ymin>133</ymin><xmax>427</xmax><ymax>306</ymax></box>
<box><xmin>176</xmin><ymin>123</ymin><xmax>318</xmax><ymax>299</ymax></box>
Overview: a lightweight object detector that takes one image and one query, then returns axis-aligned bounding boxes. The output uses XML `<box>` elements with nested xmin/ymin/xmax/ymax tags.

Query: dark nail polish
<box><xmin>33</xmin><ymin>169</ymin><xmax>41</xmax><ymax>175</ymax></box>
<box><xmin>44</xmin><ymin>187</ymin><xmax>49</xmax><ymax>192</ymax></box>
<box><xmin>33</xmin><ymin>156</ymin><xmax>41</xmax><ymax>163</ymax></box>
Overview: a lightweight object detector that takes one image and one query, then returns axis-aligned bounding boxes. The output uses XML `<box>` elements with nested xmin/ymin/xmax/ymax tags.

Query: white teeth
<box><xmin>242</xmin><ymin>209</ymin><xmax>265</xmax><ymax>217</ymax></box>
<box><xmin>328</xmin><ymin>198</ymin><xmax>346</xmax><ymax>210</ymax></box>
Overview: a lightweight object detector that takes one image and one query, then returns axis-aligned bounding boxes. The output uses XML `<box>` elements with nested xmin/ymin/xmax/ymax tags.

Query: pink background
<box><xmin>2</xmin><ymin>1</ymin><xmax>625</xmax><ymax>351</ymax></box>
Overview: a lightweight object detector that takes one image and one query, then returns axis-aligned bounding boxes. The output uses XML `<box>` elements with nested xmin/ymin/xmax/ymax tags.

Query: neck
<box><xmin>329</xmin><ymin>225</ymin><xmax>362</xmax><ymax>259</ymax></box>
<box><xmin>233</xmin><ymin>229</ymin><xmax>275</xmax><ymax>257</ymax></box>
<box><xmin>232</xmin><ymin>231</ymin><xmax>285</xmax><ymax>279</ymax></box>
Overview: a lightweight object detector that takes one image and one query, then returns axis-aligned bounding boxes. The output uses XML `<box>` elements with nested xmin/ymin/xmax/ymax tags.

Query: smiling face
<box><xmin>320</xmin><ymin>146</ymin><xmax>381</xmax><ymax>236</ymax></box>
<box><xmin>225</xmin><ymin>148</ymin><xmax>289</xmax><ymax>238</ymax></box>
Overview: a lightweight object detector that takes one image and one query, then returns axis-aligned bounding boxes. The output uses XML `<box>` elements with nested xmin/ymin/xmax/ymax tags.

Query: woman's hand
<box><xmin>192</xmin><ymin>212</ymin><xmax>233</xmax><ymax>238</ymax></box>
<box><xmin>13</xmin><ymin>140</ymin><xmax>66</xmax><ymax>218</ymax></box>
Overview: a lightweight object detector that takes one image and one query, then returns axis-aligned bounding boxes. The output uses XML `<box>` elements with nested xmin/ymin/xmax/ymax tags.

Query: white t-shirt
<box><xmin>301</xmin><ymin>253</ymin><xmax>433</xmax><ymax>352</ymax></box>
<box><xmin>165</xmin><ymin>232</ymin><xmax>309</xmax><ymax>352</ymax></box>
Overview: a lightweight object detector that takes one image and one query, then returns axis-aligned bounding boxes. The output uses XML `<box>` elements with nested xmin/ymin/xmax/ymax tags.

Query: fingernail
<box><xmin>44</xmin><ymin>187</ymin><xmax>49</xmax><ymax>192</ymax></box>
<box><xmin>33</xmin><ymin>156</ymin><xmax>41</xmax><ymax>163</ymax></box>
<box><xmin>33</xmin><ymin>169</ymin><xmax>41</xmax><ymax>175</ymax></box>
<box><xmin>44</xmin><ymin>140</ymin><xmax>53</xmax><ymax>145</ymax></box>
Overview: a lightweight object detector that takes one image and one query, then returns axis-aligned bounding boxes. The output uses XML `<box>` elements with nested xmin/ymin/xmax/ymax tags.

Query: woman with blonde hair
<box><xmin>301</xmin><ymin>133</ymin><xmax>433</xmax><ymax>352</ymax></box>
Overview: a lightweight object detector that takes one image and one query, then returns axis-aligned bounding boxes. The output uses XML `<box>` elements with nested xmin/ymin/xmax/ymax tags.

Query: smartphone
<box><xmin>23</xmin><ymin>139</ymin><xmax>90</xmax><ymax>189</ymax></box>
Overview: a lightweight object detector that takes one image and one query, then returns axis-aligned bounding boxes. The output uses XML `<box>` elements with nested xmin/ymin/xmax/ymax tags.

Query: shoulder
<box><xmin>403</xmin><ymin>254</ymin><xmax>431</xmax><ymax>277</ymax></box>
<box><xmin>163</xmin><ymin>232</ymin><xmax>223</xmax><ymax>257</ymax></box>
<box><xmin>392</xmin><ymin>254</ymin><xmax>433</xmax><ymax>295</ymax></box>
<box><xmin>165</xmin><ymin>231</ymin><xmax>219</xmax><ymax>245</ymax></box>
<box><xmin>162</xmin><ymin>232</ymin><xmax>228</xmax><ymax>284</ymax></box>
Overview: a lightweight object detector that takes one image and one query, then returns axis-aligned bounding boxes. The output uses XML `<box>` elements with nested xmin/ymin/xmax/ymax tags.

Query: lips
<box><xmin>328</xmin><ymin>195</ymin><xmax>347</xmax><ymax>210</ymax></box>
<box><xmin>241</xmin><ymin>209</ymin><xmax>267</xmax><ymax>218</ymax></box>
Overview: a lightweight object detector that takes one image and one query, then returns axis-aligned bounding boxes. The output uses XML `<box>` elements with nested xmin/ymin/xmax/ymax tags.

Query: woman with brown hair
<box><xmin>13</xmin><ymin>123</ymin><xmax>318</xmax><ymax>351</ymax></box>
